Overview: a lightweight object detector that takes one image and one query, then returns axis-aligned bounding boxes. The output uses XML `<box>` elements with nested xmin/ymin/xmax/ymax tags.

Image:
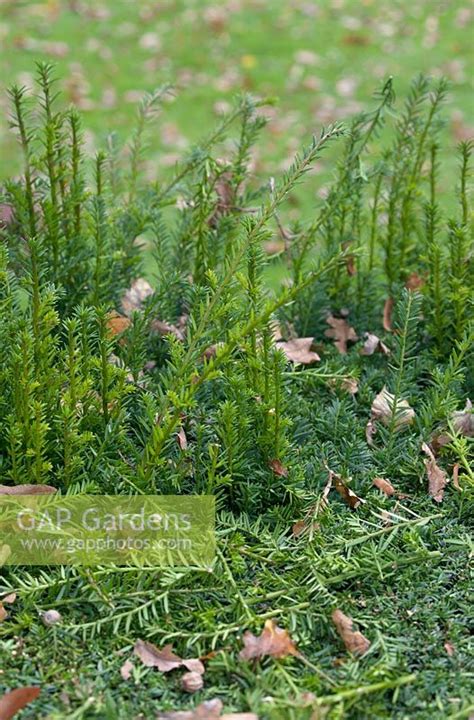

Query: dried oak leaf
<box><xmin>382</xmin><ymin>297</ymin><xmax>394</xmax><ymax>332</ymax></box>
<box><xmin>371</xmin><ymin>387</ymin><xmax>415</xmax><ymax>428</ymax></box>
<box><xmin>0</xmin><ymin>485</ymin><xmax>56</xmax><ymax>495</ymax></box>
<box><xmin>360</xmin><ymin>332</ymin><xmax>390</xmax><ymax>356</ymax></box>
<box><xmin>372</xmin><ymin>477</ymin><xmax>396</xmax><ymax>496</ymax></box>
<box><xmin>0</xmin><ymin>687</ymin><xmax>41</xmax><ymax>720</ymax></box>
<box><xmin>331</xmin><ymin>609</ymin><xmax>370</xmax><ymax>656</ymax></box>
<box><xmin>324</xmin><ymin>314</ymin><xmax>358</xmax><ymax>354</ymax></box>
<box><xmin>133</xmin><ymin>640</ymin><xmax>205</xmax><ymax>675</ymax></box>
<box><xmin>239</xmin><ymin>619</ymin><xmax>299</xmax><ymax>660</ymax></box>
<box><xmin>422</xmin><ymin>443</ymin><xmax>447</xmax><ymax>503</ymax></box>
<box><xmin>277</xmin><ymin>337</ymin><xmax>320</xmax><ymax>364</ymax></box>
<box><xmin>121</xmin><ymin>278</ymin><xmax>154</xmax><ymax>316</ymax></box>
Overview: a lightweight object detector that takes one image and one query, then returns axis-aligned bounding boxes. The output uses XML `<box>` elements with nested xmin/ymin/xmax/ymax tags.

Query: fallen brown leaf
<box><xmin>360</xmin><ymin>333</ymin><xmax>390</xmax><ymax>356</ymax></box>
<box><xmin>107</xmin><ymin>311</ymin><xmax>131</xmax><ymax>337</ymax></box>
<box><xmin>365</xmin><ymin>419</ymin><xmax>377</xmax><ymax>446</ymax></box>
<box><xmin>0</xmin><ymin>687</ymin><xmax>41</xmax><ymax>720</ymax></box>
<box><xmin>133</xmin><ymin>640</ymin><xmax>205</xmax><ymax>675</ymax></box>
<box><xmin>422</xmin><ymin>443</ymin><xmax>447</xmax><ymax>503</ymax></box>
<box><xmin>177</xmin><ymin>427</ymin><xmax>188</xmax><ymax>451</ymax></box>
<box><xmin>0</xmin><ymin>485</ymin><xmax>56</xmax><ymax>495</ymax></box>
<box><xmin>156</xmin><ymin>698</ymin><xmax>258</xmax><ymax>720</ymax></box>
<box><xmin>331</xmin><ymin>471</ymin><xmax>365</xmax><ymax>509</ymax></box>
<box><xmin>382</xmin><ymin>297</ymin><xmax>393</xmax><ymax>332</ymax></box>
<box><xmin>181</xmin><ymin>670</ymin><xmax>204</xmax><ymax>693</ymax></box>
<box><xmin>444</xmin><ymin>641</ymin><xmax>455</xmax><ymax>657</ymax></box>
<box><xmin>277</xmin><ymin>337</ymin><xmax>320</xmax><ymax>364</ymax></box>
<box><xmin>2</xmin><ymin>593</ymin><xmax>16</xmax><ymax>605</ymax></box>
<box><xmin>452</xmin><ymin>399</ymin><xmax>473</xmax><ymax>437</ymax></box>
<box><xmin>452</xmin><ymin>463</ymin><xmax>461</xmax><ymax>491</ymax></box>
<box><xmin>371</xmin><ymin>387</ymin><xmax>415</xmax><ymax>428</ymax></box>
<box><xmin>324</xmin><ymin>314</ymin><xmax>358</xmax><ymax>354</ymax></box>
<box><xmin>331</xmin><ymin>609</ymin><xmax>370</xmax><ymax>656</ymax></box>
<box><xmin>0</xmin><ymin>204</ymin><xmax>14</xmax><ymax>228</ymax></box>
<box><xmin>269</xmin><ymin>459</ymin><xmax>288</xmax><ymax>477</ymax></box>
<box><xmin>372</xmin><ymin>477</ymin><xmax>396</xmax><ymax>496</ymax></box>
<box><xmin>405</xmin><ymin>273</ymin><xmax>425</xmax><ymax>291</ymax></box>
<box><xmin>150</xmin><ymin>318</ymin><xmax>185</xmax><ymax>341</ymax></box>
<box><xmin>121</xmin><ymin>278</ymin><xmax>154</xmax><ymax>316</ymax></box>
<box><xmin>239</xmin><ymin>619</ymin><xmax>299</xmax><ymax>660</ymax></box>
<box><xmin>120</xmin><ymin>659</ymin><xmax>134</xmax><ymax>681</ymax></box>
<box><xmin>0</xmin><ymin>604</ymin><xmax>7</xmax><ymax>622</ymax></box>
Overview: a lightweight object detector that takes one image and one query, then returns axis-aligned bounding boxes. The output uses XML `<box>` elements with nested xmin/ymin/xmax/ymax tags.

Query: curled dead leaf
<box><xmin>177</xmin><ymin>427</ymin><xmax>188</xmax><ymax>451</ymax></box>
<box><xmin>422</xmin><ymin>443</ymin><xmax>447</xmax><ymax>503</ymax></box>
<box><xmin>324</xmin><ymin>314</ymin><xmax>358</xmax><ymax>354</ymax></box>
<box><xmin>156</xmin><ymin>698</ymin><xmax>258</xmax><ymax>720</ymax></box>
<box><xmin>181</xmin><ymin>671</ymin><xmax>204</xmax><ymax>693</ymax></box>
<box><xmin>2</xmin><ymin>593</ymin><xmax>16</xmax><ymax>604</ymax></box>
<box><xmin>452</xmin><ymin>463</ymin><xmax>461</xmax><ymax>491</ymax></box>
<box><xmin>371</xmin><ymin>387</ymin><xmax>415</xmax><ymax>428</ymax></box>
<box><xmin>382</xmin><ymin>297</ymin><xmax>393</xmax><ymax>332</ymax></box>
<box><xmin>365</xmin><ymin>419</ymin><xmax>377</xmax><ymax>446</ymax></box>
<box><xmin>133</xmin><ymin>640</ymin><xmax>205</xmax><ymax>675</ymax></box>
<box><xmin>0</xmin><ymin>687</ymin><xmax>41</xmax><ymax>720</ymax></box>
<box><xmin>331</xmin><ymin>609</ymin><xmax>370</xmax><ymax>655</ymax></box>
<box><xmin>452</xmin><ymin>399</ymin><xmax>473</xmax><ymax>437</ymax></box>
<box><xmin>372</xmin><ymin>477</ymin><xmax>396</xmax><ymax>496</ymax></box>
<box><xmin>277</xmin><ymin>337</ymin><xmax>320</xmax><ymax>364</ymax></box>
<box><xmin>239</xmin><ymin>619</ymin><xmax>299</xmax><ymax>660</ymax></box>
<box><xmin>405</xmin><ymin>272</ymin><xmax>425</xmax><ymax>291</ymax></box>
<box><xmin>360</xmin><ymin>332</ymin><xmax>390</xmax><ymax>356</ymax></box>
<box><xmin>151</xmin><ymin>318</ymin><xmax>185</xmax><ymax>341</ymax></box>
<box><xmin>0</xmin><ymin>604</ymin><xmax>7</xmax><ymax>622</ymax></box>
<box><xmin>331</xmin><ymin>471</ymin><xmax>365</xmax><ymax>509</ymax></box>
<box><xmin>0</xmin><ymin>485</ymin><xmax>56</xmax><ymax>495</ymax></box>
<box><xmin>121</xmin><ymin>278</ymin><xmax>154</xmax><ymax>316</ymax></box>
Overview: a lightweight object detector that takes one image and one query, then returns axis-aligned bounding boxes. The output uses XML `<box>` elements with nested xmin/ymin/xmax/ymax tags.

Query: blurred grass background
<box><xmin>0</xmin><ymin>0</ymin><xmax>472</xmax><ymax>210</ymax></box>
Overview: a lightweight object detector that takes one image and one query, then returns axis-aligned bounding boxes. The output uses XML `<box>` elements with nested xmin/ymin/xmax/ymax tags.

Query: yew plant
<box><xmin>0</xmin><ymin>65</ymin><xmax>472</xmax><ymax>719</ymax></box>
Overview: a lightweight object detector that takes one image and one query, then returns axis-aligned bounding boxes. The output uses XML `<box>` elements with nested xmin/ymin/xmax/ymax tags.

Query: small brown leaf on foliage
<box><xmin>120</xmin><ymin>659</ymin><xmax>134</xmax><ymax>681</ymax></box>
<box><xmin>0</xmin><ymin>204</ymin><xmax>14</xmax><ymax>228</ymax></box>
<box><xmin>177</xmin><ymin>427</ymin><xmax>188</xmax><ymax>451</ymax></box>
<box><xmin>444</xmin><ymin>641</ymin><xmax>455</xmax><ymax>657</ymax></box>
<box><xmin>324</xmin><ymin>314</ymin><xmax>358</xmax><ymax>354</ymax></box>
<box><xmin>151</xmin><ymin>318</ymin><xmax>185</xmax><ymax>341</ymax></box>
<box><xmin>331</xmin><ymin>609</ymin><xmax>370</xmax><ymax>655</ymax></box>
<box><xmin>181</xmin><ymin>671</ymin><xmax>204</xmax><ymax>693</ymax></box>
<box><xmin>134</xmin><ymin>640</ymin><xmax>184</xmax><ymax>672</ymax></box>
<box><xmin>277</xmin><ymin>337</ymin><xmax>320</xmax><ymax>364</ymax></box>
<box><xmin>371</xmin><ymin>387</ymin><xmax>415</xmax><ymax>428</ymax></box>
<box><xmin>365</xmin><ymin>419</ymin><xmax>377</xmax><ymax>446</ymax></box>
<box><xmin>452</xmin><ymin>399</ymin><xmax>473</xmax><ymax>437</ymax></box>
<box><xmin>360</xmin><ymin>333</ymin><xmax>390</xmax><ymax>356</ymax></box>
<box><xmin>331</xmin><ymin>471</ymin><xmax>365</xmax><ymax>509</ymax></box>
<box><xmin>156</xmin><ymin>698</ymin><xmax>258</xmax><ymax>720</ymax></box>
<box><xmin>121</xmin><ymin>278</ymin><xmax>154</xmax><ymax>316</ymax></box>
<box><xmin>0</xmin><ymin>604</ymin><xmax>7</xmax><ymax>622</ymax></box>
<box><xmin>209</xmin><ymin>171</ymin><xmax>234</xmax><ymax>226</ymax></box>
<box><xmin>452</xmin><ymin>463</ymin><xmax>461</xmax><ymax>491</ymax></box>
<box><xmin>0</xmin><ymin>485</ymin><xmax>56</xmax><ymax>495</ymax></box>
<box><xmin>107</xmin><ymin>311</ymin><xmax>131</xmax><ymax>337</ymax></box>
<box><xmin>269</xmin><ymin>459</ymin><xmax>288</xmax><ymax>477</ymax></box>
<box><xmin>422</xmin><ymin>443</ymin><xmax>447</xmax><ymax>503</ymax></box>
<box><xmin>2</xmin><ymin>593</ymin><xmax>16</xmax><ymax>604</ymax></box>
<box><xmin>239</xmin><ymin>619</ymin><xmax>299</xmax><ymax>660</ymax></box>
<box><xmin>405</xmin><ymin>273</ymin><xmax>425</xmax><ymax>291</ymax></box>
<box><xmin>382</xmin><ymin>297</ymin><xmax>394</xmax><ymax>332</ymax></box>
<box><xmin>0</xmin><ymin>687</ymin><xmax>41</xmax><ymax>720</ymax></box>
<box><xmin>372</xmin><ymin>477</ymin><xmax>396</xmax><ymax>496</ymax></box>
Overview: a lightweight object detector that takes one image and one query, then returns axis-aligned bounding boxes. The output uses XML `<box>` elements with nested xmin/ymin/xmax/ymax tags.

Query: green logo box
<box><xmin>0</xmin><ymin>495</ymin><xmax>215</xmax><ymax>567</ymax></box>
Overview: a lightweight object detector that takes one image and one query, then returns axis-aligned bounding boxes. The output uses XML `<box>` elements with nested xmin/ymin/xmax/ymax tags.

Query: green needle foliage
<box><xmin>0</xmin><ymin>65</ymin><xmax>472</xmax><ymax>718</ymax></box>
